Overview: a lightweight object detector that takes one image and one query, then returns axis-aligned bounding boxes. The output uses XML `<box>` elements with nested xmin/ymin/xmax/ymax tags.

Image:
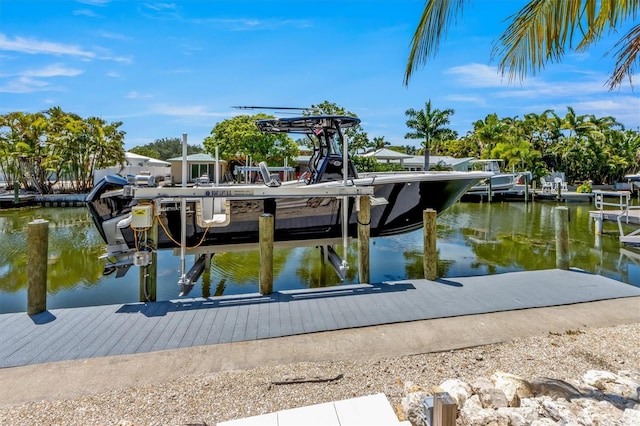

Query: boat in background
<box><xmin>86</xmin><ymin>115</ymin><xmax>489</xmax><ymax>277</ymax></box>
<box><xmin>462</xmin><ymin>159</ymin><xmax>531</xmax><ymax>201</ymax></box>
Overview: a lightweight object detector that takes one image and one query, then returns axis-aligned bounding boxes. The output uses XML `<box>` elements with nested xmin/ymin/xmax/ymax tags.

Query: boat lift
<box><xmin>128</xmin><ymin>179</ymin><xmax>374</xmax><ymax>296</ymax></box>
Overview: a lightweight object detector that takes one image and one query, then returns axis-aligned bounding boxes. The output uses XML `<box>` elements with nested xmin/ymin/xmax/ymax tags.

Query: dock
<box><xmin>1</xmin><ymin>268</ymin><xmax>639</xmax><ymax>369</ymax></box>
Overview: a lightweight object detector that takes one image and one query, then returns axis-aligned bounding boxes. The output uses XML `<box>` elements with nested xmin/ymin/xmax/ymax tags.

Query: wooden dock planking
<box><xmin>1</xmin><ymin>269</ymin><xmax>640</xmax><ymax>369</ymax></box>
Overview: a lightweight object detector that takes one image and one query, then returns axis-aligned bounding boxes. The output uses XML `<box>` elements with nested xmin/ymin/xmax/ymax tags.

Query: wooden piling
<box><xmin>555</xmin><ymin>206</ymin><xmax>570</xmax><ymax>270</ymax></box>
<box><xmin>259</xmin><ymin>213</ymin><xmax>274</xmax><ymax>295</ymax></box>
<box><xmin>27</xmin><ymin>219</ymin><xmax>49</xmax><ymax>315</ymax></box>
<box><xmin>423</xmin><ymin>208</ymin><xmax>437</xmax><ymax>280</ymax></box>
<box><xmin>433</xmin><ymin>392</ymin><xmax>457</xmax><ymax>426</ymax></box>
<box><xmin>357</xmin><ymin>195</ymin><xmax>370</xmax><ymax>284</ymax></box>
<box><xmin>524</xmin><ymin>174</ymin><xmax>529</xmax><ymax>203</ymax></box>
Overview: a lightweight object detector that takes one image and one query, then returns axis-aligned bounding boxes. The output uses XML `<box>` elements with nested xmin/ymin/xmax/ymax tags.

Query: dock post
<box><xmin>433</xmin><ymin>392</ymin><xmax>457</xmax><ymax>426</ymax></box>
<box><xmin>555</xmin><ymin>206</ymin><xmax>570</xmax><ymax>270</ymax></box>
<box><xmin>357</xmin><ymin>196</ymin><xmax>370</xmax><ymax>284</ymax></box>
<box><xmin>594</xmin><ymin>214</ymin><xmax>604</xmax><ymax>235</ymax></box>
<box><xmin>488</xmin><ymin>179</ymin><xmax>492</xmax><ymax>203</ymax></box>
<box><xmin>27</xmin><ymin>219</ymin><xmax>49</xmax><ymax>315</ymax></box>
<box><xmin>259</xmin><ymin>213</ymin><xmax>274</xmax><ymax>295</ymax></box>
<box><xmin>524</xmin><ymin>175</ymin><xmax>529</xmax><ymax>203</ymax></box>
<box><xmin>423</xmin><ymin>208</ymin><xmax>437</xmax><ymax>280</ymax></box>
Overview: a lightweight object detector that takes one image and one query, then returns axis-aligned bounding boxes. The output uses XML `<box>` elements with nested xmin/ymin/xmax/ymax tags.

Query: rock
<box><xmin>583</xmin><ymin>370</ymin><xmax>618</xmax><ymax>390</ymax></box>
<box><xmin>574</xmin><ymin>398</ymin><xmax>623</xmax><ymax>425</ymax></box>
<box><xmin>540</xmin><ymin>397</ymin><xmax>582</xmax><ymax>424</ymax></box>
<box><xmin>491</xmin><ymin>371</ymin><xmax>534</xmax><ymax>407</ymax></box>
<box><xmin>439</xmin><ymin>378</ymin><xmax>472</xmax><ymax>409</ymax></box>
<box><xmin>530</xmin><ymin>377</ymin><xmax>581</xmax><ymax>400</ymax></box>
<box><xmin>459</xmin><ymin>395</ymin><xmax>507</xmax><ymax>426</ymax></box>
<box><xmin>495</xmin><ymin>406</ymin><xmax>540</xmax><ymax>426</ymax></box>
<box><xmin>530</xmin><ymin>419</ymin><xmax>557</xmax><ymax>425</ymax></box>
<box><xmin>470</xmin><ymin>377</ymin><xmax>509</xmax><ymax>409</ymax></box>
<box><xmin>401</xmin><ymin>390</ymin><xmax>429</xmax><ymax>426</ymax></box>
<box><xmin>621</xmin><ymin>408</ymin><xmax>640</xmax><ymax>425</ymax></box>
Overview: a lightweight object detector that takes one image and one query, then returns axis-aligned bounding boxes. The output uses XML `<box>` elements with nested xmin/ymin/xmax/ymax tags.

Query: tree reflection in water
<box><xmin>2</xmin><ymin>201</ymin><xmax>639</xmax><ymax>313</ymax></box>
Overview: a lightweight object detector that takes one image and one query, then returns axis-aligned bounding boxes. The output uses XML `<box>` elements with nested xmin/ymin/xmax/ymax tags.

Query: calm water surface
<box><xmin>1</xmin><ymin>201</ymin><xmax>639</xmax><ymax>313</ymax></box>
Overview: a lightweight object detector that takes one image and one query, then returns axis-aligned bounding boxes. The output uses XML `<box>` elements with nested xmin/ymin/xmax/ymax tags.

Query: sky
<box><xmin>1</xmin><ymin>0</ymin><xmax>638</xmax><ymax>151</ymax></box>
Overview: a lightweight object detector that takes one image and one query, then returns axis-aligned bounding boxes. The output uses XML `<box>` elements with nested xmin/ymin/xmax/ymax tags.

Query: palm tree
<box><xmin>372</xmin><ymin>136</ymin><xmax>390</xmax><ymax>150</ymax></box>
<box><xmin>404</xmin><ymin>100</ymin><xmax>455</xmax><ymax>170</ymax></box>
<box><xmin>404</xmin><ymin>1</ymin><xmax>639</xmax><ymax>90</ymax></box>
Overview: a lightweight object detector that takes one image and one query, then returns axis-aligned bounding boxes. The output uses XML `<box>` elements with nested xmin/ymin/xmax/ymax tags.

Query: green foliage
<box><xmin>405</xmin><ymin>100</ymin><xmax>455</xmax><ymax>155</ymax></box>
<box><xmin>576</xmin><ymin>182</ymin><xmax>592</xmax><ymax>193</ymax></box>
<box><xmin>351</xmin><ymin>155</ymin><xmax>404</xmax><ymax>173</ymax></box>
<box><xmin>131</xmin><ymin>137</ymin><xmax>204</xmax><ymax>161</ymax></box>
<box><xmin>0</xmin><ymin>107</ymin><xmax>125</xmax><ymax>193</ymax></box>
<box><xmin>203</xmin><ymin>114</ymin><xmax>299</xmax><ymax>165</ymax></box>
<box><xmin>305</xmin><ymin>101</ymin><xmax>368</xmax><ymax>155</ymax></box>
<box><xmin>128</xmin><ymin>146</ymin><xmax>161</xmax><ymax>159</ymax></box>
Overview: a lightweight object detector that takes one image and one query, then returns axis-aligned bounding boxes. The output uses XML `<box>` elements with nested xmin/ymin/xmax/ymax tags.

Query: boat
<box><xmin>462</xmin><ymin>159</ymin><xmax>531</xmax><ymax>200</ymax></box>
<box><xmin>86</xmin><ymin>115</ymin><xmax>489</xmax><ymax>276</ymax></box>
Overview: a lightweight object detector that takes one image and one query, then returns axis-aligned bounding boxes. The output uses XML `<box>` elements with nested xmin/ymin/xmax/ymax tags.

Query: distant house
<box><xmin>360</xmin><ymin>149</ymin><xmax>473</xmax><ymax>172</ymax></box>
<box><xmin>93</xmin><ymin>151</ymin><xmax>171</xmax><ymax>185</ymax></box>
<box><xmin>166</xmin><ymin>153</ymin><xmax>228</xmax><ymax>185</ymax></box>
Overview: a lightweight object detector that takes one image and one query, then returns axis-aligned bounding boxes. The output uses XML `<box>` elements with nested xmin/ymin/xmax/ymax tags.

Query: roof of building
<box><xmin>166</xmin><ymin>153</ymin><xmax>227</xmax><ymax>163</ymax></box>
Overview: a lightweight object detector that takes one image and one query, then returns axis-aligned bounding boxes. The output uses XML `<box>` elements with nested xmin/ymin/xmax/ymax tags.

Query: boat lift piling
<box><xmin>555</xmin><ymin>206</ymin><xmax>570</xmax><ymax>270</ymax></box>
<box><xmin>423</xmin><ymin>209</ymin><xmax>438</xmax><ymax>280</ymax></box>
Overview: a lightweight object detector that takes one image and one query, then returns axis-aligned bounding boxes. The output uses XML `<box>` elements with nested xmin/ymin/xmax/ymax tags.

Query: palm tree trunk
<box><xmin>424</xmin><ymin>148</ymin><xmax>430</xmax><ymax>171</ymax></box>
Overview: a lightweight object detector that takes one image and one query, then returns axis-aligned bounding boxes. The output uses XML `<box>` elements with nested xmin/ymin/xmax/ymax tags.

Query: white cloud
<box><xmin>22</xmin><ymin>64</ymin><xmax>83</xmax><ymax>78</ymax></box>
<box><xmin>73</xmin><ymin>9</ymin><xmax>99</xmax><ymax>18</ymax></box>
<box><xmin>127</xmin><ymin>91</ymin><xmax>153</xmax><ymax>99</ymax></box>
<box><xmin>96</xmin><ymin>31</ymin><xmax>132</xmax><ymax>41</ymax></box>
<box><xmin>0</xmin><ymin>34</ymin><xmax>95</xmax><ymax>58</ymax></box>
<box><xmin>445</xmin><ymin>63</ymin><xmax>506</xmax><ymax>88</ymax></box>
<box><xmin>77</xmin><ymin>0</ymin><xmax>111</xmax><ymax>5</ymax></box>
<box><xmin>0</xmin><ymin>76</ymin><xmax>50</xmax><ymax>93</ymax></box>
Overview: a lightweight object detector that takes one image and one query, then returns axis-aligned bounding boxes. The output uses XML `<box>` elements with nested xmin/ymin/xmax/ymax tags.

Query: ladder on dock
<box><xmin>588</xmin><ymin>190</ymin><xmax>640</xmax><ymax>246</ymax></box>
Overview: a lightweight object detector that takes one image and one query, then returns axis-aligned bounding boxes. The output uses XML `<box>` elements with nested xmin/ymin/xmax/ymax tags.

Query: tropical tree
<box><xmin>404</xmin><ymin>100</ymin><xmax>455</xmax><ymax>169</ymax></box>
<box><xmin>305</xmin><ymin>100</ymin><xmax>367</xmax><ymax>155</ymax></box>
<box><xmin>132</xmin><ymin>137</ymin><xmax>204</xmax><ymax>161</ymax></box>
<box><xmin>404</xmin><ymin>0</ymin><xmax>639</xmax><ymax>90</ymax></box>
<box><xmin>371</xmin><ymin>136</ymin><xmax>390</xmax><ymax>150</ymax></box>
<box><xmin>203</xmin><ymin>114</ymin><xmax>299</xmax><ymax>166</ymax></box>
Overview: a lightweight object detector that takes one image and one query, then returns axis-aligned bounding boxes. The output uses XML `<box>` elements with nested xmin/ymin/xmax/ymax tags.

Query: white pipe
<box><xmin>180</xmin><ymin>133</ymin><xmax>187</xmax><ymax>285</ymax></box>
<box><xmin>341</xmin><ymin>132</ymin><xmax>348</xmax><ymax>271</ymax></box>
<box><xmin>215</xmin><ymin>146</ymin><xmax>219</xmax><ymax>186</ymax></box>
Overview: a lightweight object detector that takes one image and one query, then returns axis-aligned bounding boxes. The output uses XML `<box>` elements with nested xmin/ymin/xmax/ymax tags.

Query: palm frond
<box><xmin>404</xmin><ymin>0</ymin><xmax>468</xmax><ymax>86</ymax></box>
<box><xmin>606</xmin><ymin>24</ymin><xmax>640</xmax><ymax>89</ymax></box>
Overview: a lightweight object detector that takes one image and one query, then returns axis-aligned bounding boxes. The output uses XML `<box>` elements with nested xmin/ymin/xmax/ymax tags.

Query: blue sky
<box><xmin>1</xmin><ymin>0</ymin><xmax>638</xmax><ymax>150</ymax></box>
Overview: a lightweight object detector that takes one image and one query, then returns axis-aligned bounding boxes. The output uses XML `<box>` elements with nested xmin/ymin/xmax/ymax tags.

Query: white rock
<box><xmin>439</xmin><ymin>378</ymin><xmax>472</xmax><ymax>409</ymax></box>
<box><xmin>575</xmin><ymin>398</ymin><xmax>623</xmax><ymax>425</ymax></box>
<box><xmin>621</xmin><ymin>408</ymin><xmax>640</xmax><ymax>425</ymax></box>
<box><xmin>459</xmin><ymin>395</ymin><xmax>509</xmax><ymax>426</ymax></box>
<box><xmin>492</xmin><ymin>371</ymin><xmax>534</xmax><ymax>407</ymax></box>
<box><xmin>401</xmin><ymin>391</ymin><xmax>429</xmax><ymax>426</ymax></box>
<box><xmin>541</xmin><ymin>397</ymin><xmax>582</xmax><ymax>424</ymax></box>
<box><xmin>496</xmin><ymin>406</ymin><xmax>540</xmax><ymax>426</ymax></box>
<box><xmin>583</xmin><ymin>370</ymin><xmax>618</xmax><ymax>390</ymax></box>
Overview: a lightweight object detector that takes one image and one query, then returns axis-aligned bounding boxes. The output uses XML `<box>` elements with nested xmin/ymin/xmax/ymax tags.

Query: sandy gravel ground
<box><xmin>0</xmin><ymin>321</ymin><xmax>638</xmax><ymax>426</ymax></box>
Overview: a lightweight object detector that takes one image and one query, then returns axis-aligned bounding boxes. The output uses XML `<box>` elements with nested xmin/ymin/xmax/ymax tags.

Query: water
<box><xmin>1</xmin><ymin>201</ymin><xmax>639</xmax><ymax>313</ymax></box>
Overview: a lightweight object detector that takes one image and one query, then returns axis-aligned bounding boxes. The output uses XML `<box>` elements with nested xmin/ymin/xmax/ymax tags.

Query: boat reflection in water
<box><xmin>1</xmin><ymin>201</ymin><xmax>639</xmax><ymax>314</ymax></box>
